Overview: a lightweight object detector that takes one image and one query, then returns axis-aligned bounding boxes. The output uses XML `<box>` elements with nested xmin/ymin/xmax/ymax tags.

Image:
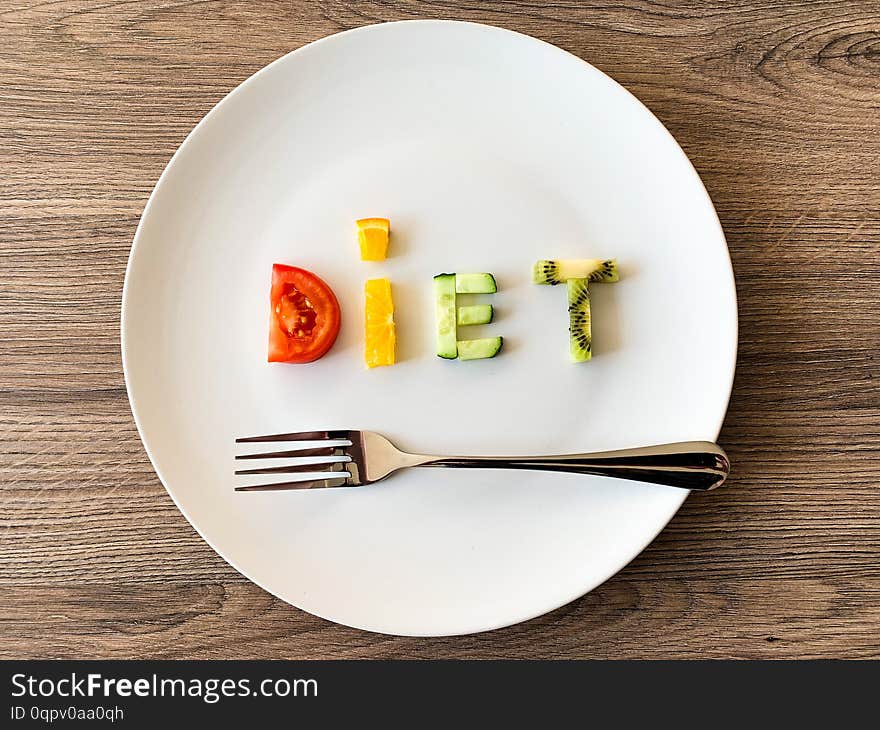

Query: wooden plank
<box><xmin>1</xmin><ymin>0</ymin><xmax>878</xmax><ymax>658</ymax></box>
<box><xmin>2</xmin><ymin>577</ymin><xmax>878</xmax><ymax>659</ymax></box>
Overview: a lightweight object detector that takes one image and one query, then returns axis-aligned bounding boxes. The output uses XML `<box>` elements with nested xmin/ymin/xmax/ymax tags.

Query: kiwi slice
<box><xmin>567</xmin><ymin>278</ymin><xmax>592</xmax><ymax>362</ymax></box>
<box><xmin>534</xmin><ymin>259</ymin><xmax>618</xmax><ymax>285</ymax></box>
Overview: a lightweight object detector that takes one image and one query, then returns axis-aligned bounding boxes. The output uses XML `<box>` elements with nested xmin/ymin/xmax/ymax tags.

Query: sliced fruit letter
<box><xmin>364</xmin><ymin>278</ymin><xmax>396</xmax><ymax>368</ymax></box>
<box><xmin>455</xmin><ymin>272</ymin><xmax>497</xmax><ymax>294</ymax></box>
<box><xmin>567</xmin><ymin>278</ymin><xmax>592</xmax><ymax>362</ymax></box>
<box><xmin>356</xmin><ymin>218</ymin><xmax>390</xmax><ymax>261</ymax></box>
<box><xmin>269</xmin><ymin>264</ymin><xmax>341</xmax><ymax>363</ymax></box>
<box><xmin>456</xmin><ymin>304</ymin><xmax>494</xmax><ymax>326</ymax></box>
<box><xmin>438</xmin><ymin>272</ymin><xmax>502</xmax><ymax>360</ymax></box>
<box><xmin>434</xmin><ymin>273</ymin><xmax>458</xmax><ymax>359</ymax></box>
<box><xmin>534</xmin><ymin>258</ymin><xmax>618</xmax><ymax>361</ymax></box>
<box><xmin>458</xmin><ymin>337</ymin><xmax>503</xmax><ymax>361</ymax></box>
<box><xmin>533</xmin><ymin>259</ymin><xmax>618</xmax><ymax>285</ymax></box>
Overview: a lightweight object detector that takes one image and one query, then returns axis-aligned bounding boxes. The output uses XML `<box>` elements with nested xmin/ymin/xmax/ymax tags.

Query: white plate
<box><xmin>122</xmin><ymin>20</ymin><xmax>736</xmax><ymax>636</ymax></box>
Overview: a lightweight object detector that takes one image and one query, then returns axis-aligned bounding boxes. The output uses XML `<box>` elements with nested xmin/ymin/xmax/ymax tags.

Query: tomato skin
<box><xmin>268</xmin><ymin>264</ymin><xmax>341</xmax><ymax>363</ymax></box>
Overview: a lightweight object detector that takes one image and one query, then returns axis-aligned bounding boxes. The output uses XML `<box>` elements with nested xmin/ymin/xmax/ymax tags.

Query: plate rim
<box><xmin>121</xmin><ymin>19</ymin><xmax>738</xmax><ymax>637</ymax></box>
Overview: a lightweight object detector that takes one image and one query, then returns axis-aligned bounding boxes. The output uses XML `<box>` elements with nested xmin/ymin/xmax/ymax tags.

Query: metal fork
<box><xmin>235</xmin><ymin>430</ymin><xmax>729</xmax><ymax>492</ymax></box>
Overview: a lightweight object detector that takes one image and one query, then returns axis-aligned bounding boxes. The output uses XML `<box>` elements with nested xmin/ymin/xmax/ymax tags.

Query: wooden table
<box><xmin>2</xmin><ymin>1</ymin><xmax>878</xmax><ymax>659</ymax></box>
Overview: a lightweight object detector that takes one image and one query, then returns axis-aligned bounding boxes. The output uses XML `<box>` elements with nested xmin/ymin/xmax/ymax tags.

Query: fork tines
<box><xmin>235</xmin><ymin>430</ymin><xmax>351</xmax><ymax>444</ymax></box>
<box><xmin>234</xmin><ymin>430</ymin><xmax>353</xmax><ymax>491</ymax></box>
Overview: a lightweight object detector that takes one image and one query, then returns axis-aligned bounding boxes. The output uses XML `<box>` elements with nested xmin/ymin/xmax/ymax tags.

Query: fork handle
<box><xmin>420</xmin><ymin>441</ymin><xmax>729</xmax><ymax>491</ymax></box>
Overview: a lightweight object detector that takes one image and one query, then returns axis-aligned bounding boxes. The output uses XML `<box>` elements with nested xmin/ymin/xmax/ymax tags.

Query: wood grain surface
<box><xmin>1</xmin><ymin>0</ymin><xmax>878</xmax><ymax>659</ymax></box>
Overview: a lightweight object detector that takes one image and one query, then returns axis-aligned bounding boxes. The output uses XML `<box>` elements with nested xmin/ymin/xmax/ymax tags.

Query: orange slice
<box><xmin>364</xmin><ymin>278</ymin><xmax>396</xmax><ymax>368</ymax></box>
<box><xmin>356</xmin><ymin>218</ymin><xmax>390</xmax><ymax>261</ymax></box>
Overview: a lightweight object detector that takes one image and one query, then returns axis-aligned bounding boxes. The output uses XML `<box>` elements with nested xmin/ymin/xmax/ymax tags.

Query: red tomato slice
<box><xmin>268</xmin><ymin>264</ymin><xmax>341</xmax><ymax>363</ymax></box>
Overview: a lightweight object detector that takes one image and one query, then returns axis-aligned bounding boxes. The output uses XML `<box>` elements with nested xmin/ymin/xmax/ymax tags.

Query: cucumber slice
<box><xmin>534</xmin><ymin>259</ymin><xmax>618</xmax><ymax>285</ymax></box>
<box><xmin>456</xmin><ymin>304</ymin><xmax>494</xmax><ymax>326</ymax></box>
<box><xmin>455</xmin><ymin>273</ymin><xmax>497</xmax><ymax>294</ymax></box>
<box><xmin>457</xmin><ymin>337</ymin><xmax>503</xmax><ymax>361</ymax></box>
<box><xmin>433</xmin><ymin>273</ymin><xmax>458</xmax><ymax>359</ymax></box>
<box><xmin>568</xmin><ymin>278</ymin><xmax>592</xmax><ymax>362</ymax></box>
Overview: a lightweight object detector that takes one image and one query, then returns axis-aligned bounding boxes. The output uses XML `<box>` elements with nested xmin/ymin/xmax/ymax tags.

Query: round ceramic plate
<box><xmin>122</xmin><ymin>20</ymin><xmax>736</xmax><ymax>636</ymax></box>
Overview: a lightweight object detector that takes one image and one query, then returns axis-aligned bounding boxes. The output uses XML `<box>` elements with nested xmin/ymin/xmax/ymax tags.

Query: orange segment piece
<box><xmin>356</xmin><ymin>218</ymin><xmax>390</xmax><ymax>261</ymax></box>
<box><xmin>364</xmin><ymin>278</ymin><xmax>396</xmax><ymax>368</ymax></box>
